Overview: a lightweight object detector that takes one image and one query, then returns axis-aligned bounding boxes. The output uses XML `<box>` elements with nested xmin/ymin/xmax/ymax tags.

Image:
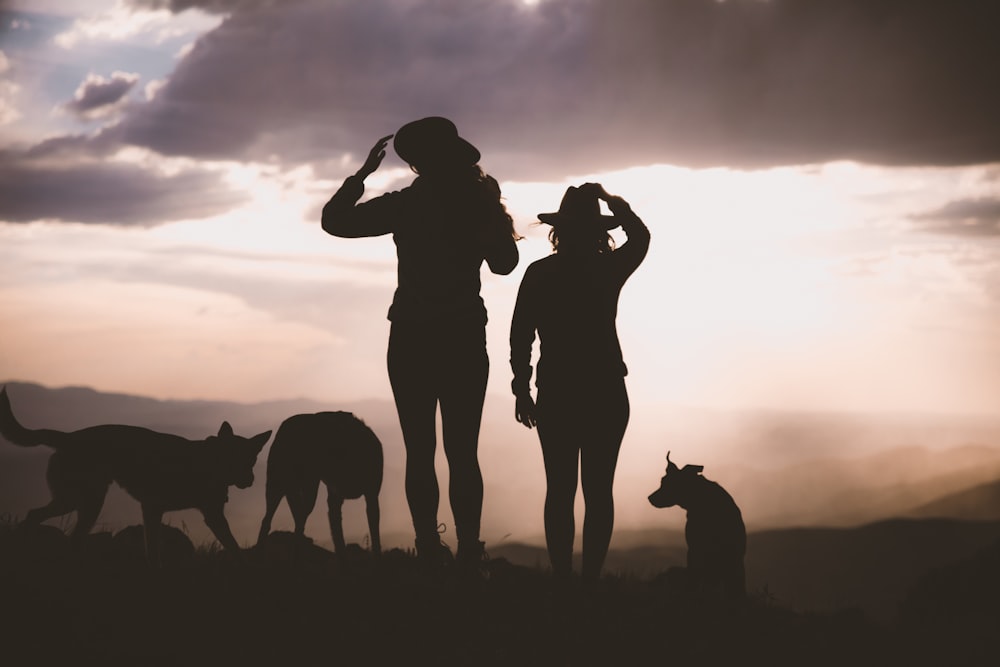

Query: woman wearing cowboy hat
<box><xmin>509</xmin><ymin>182</ymin><xmax>649</xmax><ymax>582</ymax></box>
<box><xmin>322</xmin><ymin>117</ymin><xmax>520</xmax><ymax>567</ymax></box>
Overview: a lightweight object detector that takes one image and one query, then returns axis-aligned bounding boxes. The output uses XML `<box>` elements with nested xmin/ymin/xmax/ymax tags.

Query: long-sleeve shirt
<box><xmin>322</xmin><ymin>173</ymin><xmax>518</xmax><ymax>325</ymax></box>
<box><xmin>509</xmin><ymin>206</ymin><xmax>649</xmax><ymax>396</ymax></box>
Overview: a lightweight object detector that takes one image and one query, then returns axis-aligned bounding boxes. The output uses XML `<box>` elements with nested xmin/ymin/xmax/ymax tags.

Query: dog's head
<box><xmin>207</xmin><ymin>422</ymin><xmax>272</xmax><ymax>489</ymax></box>
<box><xmin>648</xmin><ymin>451</ymin><xmax>705</xmax><ymax>509</ymax></box>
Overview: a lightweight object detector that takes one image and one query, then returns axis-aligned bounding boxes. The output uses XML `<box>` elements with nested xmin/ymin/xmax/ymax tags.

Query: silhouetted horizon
<box><xmin>3</xmin><ymin>379</ymin><xmax>999</xmax><ymax>546</ymax></box>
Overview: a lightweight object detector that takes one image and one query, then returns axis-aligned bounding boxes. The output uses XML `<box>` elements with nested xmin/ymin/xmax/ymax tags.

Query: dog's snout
<box><xmin>648</xmin><ymin>487</ymin><xmax>674</xmax><ymax>508</ymax></box>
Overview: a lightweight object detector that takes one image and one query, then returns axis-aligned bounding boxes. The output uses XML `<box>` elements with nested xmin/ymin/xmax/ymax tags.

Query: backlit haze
<box><xmin>2</xmin><ymin>0</ymin><xmax>999</xmax><ymax>545</ymax></box>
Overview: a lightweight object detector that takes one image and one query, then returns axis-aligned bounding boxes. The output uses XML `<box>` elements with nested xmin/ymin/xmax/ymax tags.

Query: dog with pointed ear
<box><xmin>0</xmin><ymin>385</ymin><xmax>272</xmax><ymax>566</ymax></box>
<box><xmin>649</xmin><ymin>451</ymin><xmax>747</xmax><ymax>599</ymax></box>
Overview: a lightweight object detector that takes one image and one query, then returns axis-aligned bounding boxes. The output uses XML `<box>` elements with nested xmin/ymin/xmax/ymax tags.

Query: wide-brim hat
<box><xmin>538</xmin><ymin>185</ymin><xmax>618</xmax><ymax>229</ymax></box>
<box><xmin>393</xmin><ymin>116</ymin><xmax>481</xmax><ymax>168</ymax></box>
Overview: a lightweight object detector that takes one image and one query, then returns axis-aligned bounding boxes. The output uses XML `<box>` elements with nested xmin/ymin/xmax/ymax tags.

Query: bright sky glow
<box><xmin>1</xmin><ymin>0</ymin><xmax>998</xmax><ymax>419</ymax></box>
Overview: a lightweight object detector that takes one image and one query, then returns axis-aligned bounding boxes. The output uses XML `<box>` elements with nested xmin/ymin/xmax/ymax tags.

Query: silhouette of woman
<box><xmin>510</xmin><ymin>183</ymin><xmax>649</xmax><ymax>581</ymax></box>
<box><xmin>322</xmin><ymin>117</ymin><xmax>519</xmax><ymax>567</ymax></box>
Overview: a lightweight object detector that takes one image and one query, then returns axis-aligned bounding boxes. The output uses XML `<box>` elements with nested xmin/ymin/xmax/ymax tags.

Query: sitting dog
<box><xmin>648</xmin><ymin>451</ymin><xmax>746</xmax><ymax>599</ymax></box>
<box><xmin>0</xmin><ymin>386</ymin><xmax>272</xmax><ymax>565</ymax></box>
<box><xmin>256</xmin><ymin>411</ymin><xmax>383</xmax><ymax>556</ymax></box>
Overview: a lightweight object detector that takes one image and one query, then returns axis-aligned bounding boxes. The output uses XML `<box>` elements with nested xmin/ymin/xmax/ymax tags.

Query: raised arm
<box><xmin>321</xmin><ymin>135</ymin><xmax>396</xmax><ymax>238</ymax></box>
<box><xmin>603</xmin><ymin>191</ymin><xmax>650</xmax><ymax>280</ymax></box>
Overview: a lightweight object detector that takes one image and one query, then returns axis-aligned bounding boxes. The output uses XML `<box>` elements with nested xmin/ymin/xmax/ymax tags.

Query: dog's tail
<box><xmin>0</xmin><ymin>386</ymin><xmax>64</xmax><ymax>448</ymax></box>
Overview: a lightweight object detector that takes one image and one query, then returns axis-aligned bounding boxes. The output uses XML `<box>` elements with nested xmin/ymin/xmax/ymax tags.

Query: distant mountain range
<box><xmin>907</xmin><ymin>479</ymin><xmax>1000</xmax><ymax>521</ymax></box>
<box><xmin>2</xmin><ymin>380</ymin><xmax>999</xmax><ymax>546</ymax></box>
<box><xmin>710</xmin><ymin>443</ymin><xmax>1000</xmax><ymax>528</ymax></box>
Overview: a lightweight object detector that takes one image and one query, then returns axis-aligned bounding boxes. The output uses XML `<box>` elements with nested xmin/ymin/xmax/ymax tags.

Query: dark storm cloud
<box><xmin>107</xmin><ymin>0</ymin><xmax>1000</xmax><ymax>177</ymax></box>
<box><xmin>913</xmin><ymin>198</ymin><xmax>1000</xmax><ymax>237</ymax></box>
<box><xmin>0</xmin><ymin>147</ymin><xmax>247</xmax><ymax>225</ymax></box>
<box><xmin>62</xmin><ymin>71</ymin><xmax>139</xmax><ymax>119</ymax></box>
<box><xmin>128</xmin><ymin>0</ymin><xmax>277</xmax><ymax>14</ymax></box>
<box><xmin>113</xmin><ymin>0</ymin><xmax>588</xmax><ymax>173</ymax></box>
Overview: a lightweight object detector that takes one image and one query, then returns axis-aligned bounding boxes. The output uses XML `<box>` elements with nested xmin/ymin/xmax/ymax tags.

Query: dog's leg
<box><xmin>141</xmin><ymin>505</ymin><xmax>164</xmax><ymax>567</ymax></box>
<box><xmin>364</xmin><ymin>491</ymin><xmax>381</xmax><ymax>554</ymax></box>
<box><xmin>202</xmin><ymin>504</ymin><xmax>240</xmax><ymax>552</ymax></box>
<box><xmin>725</xmin><ymin>561</ymin><xmax>747</xmax><ymax>600</ymax></box>
<box><xmin>71</xmin><ymin>490</ymin><xmax>106</xmax><ymax>545</ymax></box>
<box><xmin>23</xmin><ymin>499</ymin><xmax>75</xmax><ymax>526</ymax></box>
<box><xmin>288</xmin><ymin>481</ymin><xmax>319</xmax><ymax>538</ymax></box>
<box><xmin>326</xmin><ymin>491</ymin><xmax>346</xmax><ymax>556</ymax></box>
<box><xmin>257</xmin><ymin>482</ymin><xmax>283</xmax><ymax>546</ymax></box>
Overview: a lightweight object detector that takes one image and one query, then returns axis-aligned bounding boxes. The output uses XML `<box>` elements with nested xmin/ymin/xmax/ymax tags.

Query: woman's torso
<box><xmin>529</xmin><ymin>253</ymin><xmax>628</xmax><ymax>387</ymax></box>
<box><xmin>388</xmin><ymin>179</ymin><xmax>492</xmax><ymax>325</ymax></box>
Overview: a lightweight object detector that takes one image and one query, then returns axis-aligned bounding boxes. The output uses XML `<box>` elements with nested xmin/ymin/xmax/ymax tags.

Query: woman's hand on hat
<box><xmin>357</xmin><ymin>134</ymin><xmax>394</xmax><ymax>179</ymax></box>
<box><xmin>602</xmin><ymin>192</ymin><xmax>633</xmax><ymax>218</ymax></box>
<box><xmin>582</xmin><ymin>182</ymin><xmax>633</xmax><ymax>220</ymax></box>
<box><xmin>578</xmin><ymin>182</ymin><xmax>607</xmax><ymax>199</ymax></box>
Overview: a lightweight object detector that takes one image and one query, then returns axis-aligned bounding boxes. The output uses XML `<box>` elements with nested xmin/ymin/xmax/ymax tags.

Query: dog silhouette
<box><xmin>648</xmin><ymin>451</ymin><xmax>746</xmax><ymax>599</ymax></box>
<box><xmin>257</xmin><ymin>411</ymin><xmax>383</xmax><ymax>556</ymax></box>
<box><xmin>0</xmin><ymin>386</ymin><xmax>271</xmax><ymax>565</ymax></box>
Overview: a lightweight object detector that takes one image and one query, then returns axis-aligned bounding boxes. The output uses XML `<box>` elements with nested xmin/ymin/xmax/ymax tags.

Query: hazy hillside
<box><xmin>493</xmin><ymin>519</ymin><xmax>1000</xmax><ymax>622</ymax></box>
<box><xmin>907</xmin><ymin>479</ymin><xmax>1000</xmax><ymax>521</ymax></box>
<box><xmin>745</xmin><ymin>518</ymin><xmax>1000</xmax><ymax>621</ymax></box>
<box><xmin>3</xmin><ymin>381</ymin><xmax>1000</xmax><ymax>549</ymax></box>
<box><xmin>711</xmin><ymin>445</ymin><xmax>1000</xmax><ymax>528</ymax></box>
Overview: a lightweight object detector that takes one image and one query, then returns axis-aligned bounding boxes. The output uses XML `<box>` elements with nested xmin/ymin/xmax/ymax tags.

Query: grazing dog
<box><xmin>0</xmin><ymin>386</ymin><xmax>271</xmax><ymax>565</ymax></box>
<box><xmin>648</xmin><ymin>451</ymin><xmax>746</xmax><ymax>599</ymax></box>
<box><xmin>256</xmin><ymin>411</ymin><xmax>383</xmax><ymax>556</ymax></box>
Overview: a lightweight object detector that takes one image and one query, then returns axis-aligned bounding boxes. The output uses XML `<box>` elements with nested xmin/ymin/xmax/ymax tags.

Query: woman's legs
<box><xmin>387</xmin><ymin>323</ymin><xmax>441</xmax><ymax>542</ymax></box>
<box><xmin>537</xmin><ymin>379</ymin><xmax>630</xmax><ymax>581</ymax></box>
<box><xmin>580</xmin><ymin>381</ymin><xmax>629</xmax><ymax>581</ymax></box>
<box><xmin>439</xmin><ymin>332</ymin><xmax>489</xmax><ymax>554</ymax></box>
<box><xmin>539</xmin><ymin>438</ymin><xmax>578</xmax><ymax>578</ymax></box>
<box><xmin>388</xmin><ymin>319</ymin><xmax>490</xmax><ymax>559</ymax></box>
<box><xmin>537</xmin><ymin>390</ymin><xmax>580</xmax><ymax>578</ymax></box>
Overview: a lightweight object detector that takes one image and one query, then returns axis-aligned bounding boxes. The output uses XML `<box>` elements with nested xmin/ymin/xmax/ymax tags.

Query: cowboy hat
<box><xmin>393</xmin><ymin>116</ymin><xmax>480</xmax><ymax>168</ymax></box>
<box><xmin>538</xmin><ymin>185</ymin><xmax>618</xmax><ymax>229</ymax></box>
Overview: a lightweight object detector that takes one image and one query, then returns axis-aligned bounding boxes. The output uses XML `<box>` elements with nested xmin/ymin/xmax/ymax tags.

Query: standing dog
<box><xmin>0</xmin><ymin>386</ymin><xmax>272</xmax><ymax>565</ymax></box>
<box><xmin>256</xmin><ymin>412</ymin><xmax>383</xmax><ymax>555</ymax></box>
<box><xmin>648</xmin><ymin>451</ymin><xmax>746</xmax><ymax>599</ymax></box>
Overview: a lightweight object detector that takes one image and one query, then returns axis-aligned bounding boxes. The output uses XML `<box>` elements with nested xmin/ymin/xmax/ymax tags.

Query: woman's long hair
<box><xmin>548</xmin><ymin>223</ymin><xmax>615</xmax><ymax>255</ymax></box>
<box><xmin>415</xmin><ymin>162</ymin><xmax>522</xmax><ymax>241</ymax></box>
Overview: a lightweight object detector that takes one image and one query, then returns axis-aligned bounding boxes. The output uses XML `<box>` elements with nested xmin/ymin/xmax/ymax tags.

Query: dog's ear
<box><xmin>666</xmin><ymin>450</ymin><xmax>679</xmax><ymax>473</ymax></box>
<box><xmin>249</xmin><ymin>430</ymin><xmax>272</xmax><ymax>453</ymax></box>
<box><xmin>218</xmin><ymin>421</ymin><xmax>234</xmax><ymax>438</ymax></box>
<box><xmin>682</xmin><ymin>464</ymin><xmax>704</xmax><ymax>475</ymax></box>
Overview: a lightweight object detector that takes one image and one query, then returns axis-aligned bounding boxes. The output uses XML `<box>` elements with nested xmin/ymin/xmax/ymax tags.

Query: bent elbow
<box><xmin>488</xmin><ymin>245</ymin><xmax>519</xmax><ymax>275</ymax></box>
<box><xmin>490</xmin><ymin>257</ymin><xmax>517</xmax><ymax>276</ymax></box>
<box><xmin>320</xmin><ymin>205</ymin><xmax>339</xmax><ymax>236</ymax></box>
<box><xmin>321</xmin><ymin>204</ymin><xmax>353</xmax><ymax>237</ymax></box>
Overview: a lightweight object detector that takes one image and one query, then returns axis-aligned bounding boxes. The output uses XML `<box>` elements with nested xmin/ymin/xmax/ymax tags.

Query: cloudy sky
<box><xmin>1</xmin><ymin>0</ymin><xmax>999</xmax><ymax>417</ymax></box>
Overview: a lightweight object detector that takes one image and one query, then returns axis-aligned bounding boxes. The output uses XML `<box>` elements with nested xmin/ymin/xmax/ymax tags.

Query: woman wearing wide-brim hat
<box><xmin>509</xmin><ymin>182</ymin><xmax>649</xmax><ymax>582</ymax></box>
<box><xmin>322</xmin><ymin>117</ymin><xmax>520</xmax><ymax>568</ymax></box>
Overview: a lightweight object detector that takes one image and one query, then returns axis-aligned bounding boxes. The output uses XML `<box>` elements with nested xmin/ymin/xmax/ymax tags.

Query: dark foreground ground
<box><xmin>1</xmin><ymin>524</ymin><xmax>997</xmax><ymax>667</ymax></box>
